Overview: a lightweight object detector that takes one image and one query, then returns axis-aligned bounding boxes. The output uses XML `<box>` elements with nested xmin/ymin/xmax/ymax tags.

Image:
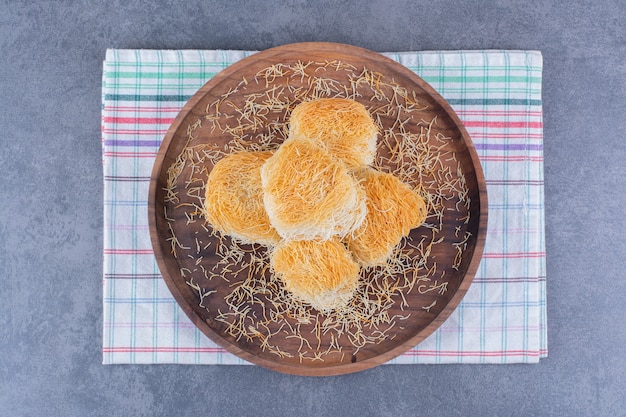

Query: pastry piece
<box><xmin>271</xmin><ymin>238</ymin><xmax>360</xmax><ymax>312</ymax></box>
<box><xmin>289</xmin><ymin>98</ymin><xmax>378</xmax><ymax>169</ymax></box>
<box><xmin>346</xmin><ymin>168</ymin><xmax>427</xmax><ymax>267</ymax></box>
<box><xmin>204</xmin><ymin>151</ymin><xmax>281</xmax><ymax>246</ymax></box>
<box><xmin>260</xmin><ymin>137</ymin><xmax>366</xmax><ymax>241</ymax></box>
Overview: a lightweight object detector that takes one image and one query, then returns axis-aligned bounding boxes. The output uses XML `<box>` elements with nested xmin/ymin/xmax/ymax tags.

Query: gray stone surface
<box><xmin>1</xmin><ymin>1</ymin><xmax>625</xmax><ymax>416</ymax></box>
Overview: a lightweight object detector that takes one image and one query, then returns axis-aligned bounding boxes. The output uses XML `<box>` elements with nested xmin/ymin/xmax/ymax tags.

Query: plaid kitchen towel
<box><xmin>102</xmin><ymin>49</ymin><xmax>546</xmax><ymax>365</ymax></box>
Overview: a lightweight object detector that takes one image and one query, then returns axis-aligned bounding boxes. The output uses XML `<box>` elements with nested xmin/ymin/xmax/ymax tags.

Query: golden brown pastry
<box><xmin>260</xmin><ymin>137</ymin><xmax>366</xmax><ymax>241</ymax></box>
<box><xmin>346</xmin><ymin>168</ymin><xmax>427</xmax><ymax>267</ymax></box>
<box><xmin>271</xmin><ymin>238</ymin><xmax>360</xmax><ymax>312</ymax></box>
<box><xmin>288</xmin><ymin>98</ymin><xmax>378</xmax><ymax>170</ymax></box>
<box><xmin>203</xmin><ymin>151</ymin><xmax>281</xmax><ymax>246</ymax></box>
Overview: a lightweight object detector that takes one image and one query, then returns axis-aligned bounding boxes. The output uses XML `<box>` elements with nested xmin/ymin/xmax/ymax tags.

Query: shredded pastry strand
<box><xmin>260</xmin><ymin>137</ymin><xmax>366</xmax><ymax>241</ymax></box>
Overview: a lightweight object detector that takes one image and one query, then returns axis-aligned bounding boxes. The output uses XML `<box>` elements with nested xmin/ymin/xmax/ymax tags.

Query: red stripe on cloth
<box><xmin>469</xmin><ymin>133</ymin><xmax>543</xmax><ymax>139</ymax></box>
<box><xmin>103</xmin><ymin>116</ymin><xmax>175</xmax><ymax>124</ymax></box>
<box><xmin>401</xmin><ymin>349</ymin><xmax>543</xmax><ymax>357</ymax></box>
<box><xmin>462</xmin><ymin>120</ymin><xmax>543</xmax><ymax>129</ymax></box>
<box><xmin>457</xmin><ymin>110</ymin><xmax>543</xmax><ymax>117</ymax></box>
<box><xmin>103</xmin><ymin>128</ymin><xmax>167</xmax><ymax>135</ymax></box>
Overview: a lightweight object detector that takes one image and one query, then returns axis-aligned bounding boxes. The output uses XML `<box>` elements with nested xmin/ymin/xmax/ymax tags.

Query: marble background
<box><xmin>1</xmin><ymin>1</ymin><xmax>624</xmax><ymax>416</ymax></box>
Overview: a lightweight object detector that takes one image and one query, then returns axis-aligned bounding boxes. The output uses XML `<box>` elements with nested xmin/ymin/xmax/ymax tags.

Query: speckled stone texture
<box><xmin>1</xmin><ymin>1</ymin><xmax>625</xmax><ymax>416</ymax></box>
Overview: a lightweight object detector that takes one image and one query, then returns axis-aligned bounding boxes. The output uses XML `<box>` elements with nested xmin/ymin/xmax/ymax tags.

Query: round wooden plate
<box><xmin>148</xmin><ymin>42</ymin><xmax>487</xmax><ymax>376</ymax></box>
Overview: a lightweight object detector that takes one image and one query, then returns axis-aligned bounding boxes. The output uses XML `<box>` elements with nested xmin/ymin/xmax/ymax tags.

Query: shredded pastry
<box><xmin>346</xmin><ymin>168</ymin><xmax>427</xmax><ymax>267</ymax></box>
<box><xmin>271</xmin><ymin>238</ymin><xmax>360</xmax><ymax>313</ymax></box>
<box><xmin>289</xmin><ymin>98</ymin><xmax>378</xmax><ymax>169</ymax></box>
<box><xmin>260</xmin><ymin>137</ymin><xmax>366</xmax><ymax>241</ymax></box>
<box><xmin>203</xmin><ymin>150</ymin><xmax>281</xmax><ymax>246</ymax></box>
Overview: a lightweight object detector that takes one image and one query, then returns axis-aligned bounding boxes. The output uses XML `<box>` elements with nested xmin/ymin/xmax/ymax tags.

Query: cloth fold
<box><xmin>102</xmin><ymin>49</ymin><xmax>547</xmax><ymax>365</ymax></box>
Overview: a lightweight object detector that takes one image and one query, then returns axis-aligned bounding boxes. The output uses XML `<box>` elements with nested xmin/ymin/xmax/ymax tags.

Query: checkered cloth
<box><xmin>102</xmin><ymin>49</ymin><xmax>547</xmax><ymax>364</ymax></box>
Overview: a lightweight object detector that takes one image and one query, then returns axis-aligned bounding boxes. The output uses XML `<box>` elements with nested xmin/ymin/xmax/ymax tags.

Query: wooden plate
<box><xmin>148</xmin><ymin>42</ymin><xmax>487</xmax><ymax>376</ymax></box>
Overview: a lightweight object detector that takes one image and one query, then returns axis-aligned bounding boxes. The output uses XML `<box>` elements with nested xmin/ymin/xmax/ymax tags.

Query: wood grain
<box><xmin>148</xmin><ymin>42</ymin><xmax>487</xmax><ymax>376</ymax></box>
